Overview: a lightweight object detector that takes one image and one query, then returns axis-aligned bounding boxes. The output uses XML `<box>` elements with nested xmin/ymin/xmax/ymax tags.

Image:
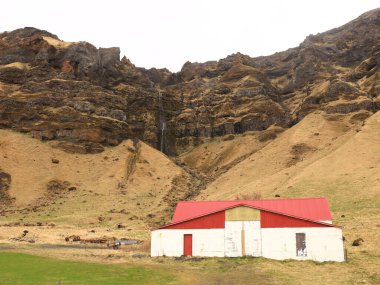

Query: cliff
<box><xmin>0</xmin><ymin>9</ymin><xmax>379</xmax><ymax>155</ymax></box>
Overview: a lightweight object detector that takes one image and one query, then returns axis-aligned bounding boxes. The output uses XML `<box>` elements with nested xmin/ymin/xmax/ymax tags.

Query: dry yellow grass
<box><xmin>178</xmin><ymin>110</ymin><xmax>380</xmax><ymax>284</ymax></box>
<box><xmin>42</xmin><ymin>36</ymin><xmax>72</xmax><ymax>48</ymax></box>
<box><xmin>0</xmin><ymin>110</ymin><xmax>379</xmax><ymax>284</ymax></box>
<box><xmin>180</xmin><ymin>132</ymin><xmax>269</xmax><ymax>177</ymax></box>
<box><xmin>0</xmin><ymin>62</ymin><xmax>30</xmax><ymax>70</ymax></box>
<box><xmin>0</xmin><ymin>130</ymin><xmax>191</xmax><ymax>241</ymax></box>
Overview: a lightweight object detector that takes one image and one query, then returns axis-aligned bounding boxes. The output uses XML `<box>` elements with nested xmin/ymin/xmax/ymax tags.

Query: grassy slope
<box><xmin>180</xmin><ymin>111</ymin><xmax>380</xmax><ymax>283</ymax></box>
<box><xmin>0</xmin><ymin>250</ymin><xmax>379</xmax><ymax>285</ymax></box>
<box><xmin>0</xmin><ymin>131</ymin><xmax>190</xmax><ymax>241</ymax></box>
<box><xmin>0</xmin><ymin>252</ymin><xmax>174</xmax><ymax>285</ymax></box>
<box><xmin>0</xmin><ymin>111</ymin><xmax>379</xmax><ymax>284</ymax></box>
<box><xmin>201</xmin><ymin>111</ymin><xmax>380</xmax><ymax>251</ymax></box>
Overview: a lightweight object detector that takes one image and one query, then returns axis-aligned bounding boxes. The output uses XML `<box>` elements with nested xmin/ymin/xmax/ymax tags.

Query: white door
<box><xmin>224</xmin><ymin>221</ymin><xmax>261</xmax><ymax>257</ymax></box>
<box><xmin>244</xmin><ymin>221</ymin><xmax>261</xmax><ymax>257</ymax></box>
<box><xmin>224</xmin><ymin>221</ymin><xmax>242</xmax><ymax>257</ymax></box>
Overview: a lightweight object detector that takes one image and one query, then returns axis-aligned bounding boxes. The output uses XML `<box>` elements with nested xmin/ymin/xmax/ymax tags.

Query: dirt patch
<box><xmin>45</xmin><ymin>179</ymin><xmax>77</xmax><ymax>201</ymax></box>
<box><xmin>352</xmin><ymin>238</ymin><xmax>364</xmax><ymax>246</ymax></box>
<box><xmin>236</xmin><ymin>192</ymin><xmax>262</xmax><ymax>200</ymax></box>
<box><xmin>0</xmin><ymin>171</ymin><xmax>11</xmax><ymax>191</ymax></box>
<box><xmin>223</xmin><ymin>134</ymin><xmax>235</xmax><ymax>141</ymax></box>
<box><xmin>50</xmin><ymin>141</ymin><xmax>105</xmax><ymax>154</ymax></box>
<box><xmin>9</xmin><ymin>230</ymin><xmax>36</xmax><ymax>243</ymax></box>
<box><xmin>125</xmin><ymin>139</ymin><xmax>141</xmax><ymax>182</ymax></box>
<box><xmin>15</xmin><ymin>179</ymin><xmax>77</xmax><ymax>214</ymax></box>
<box><xmin>290</xmin><ymin>143</ymin><xmax>313</xmax><ymax>156</ymax></box>
<box><xmin>287</xmin><ymin>143</ymin><xmax>315</xmax><ymax>167</ymax></box>
<box><xmin>47</xmin><ymin>180</ymin><xmax>71</xmax><ymax>193</ymax></box>
<box><xmin>40</xmin><ymin>243</ymin><xmax>109</xmax><ymax>250</ymax></box>
<box><xmin>257</xmin><ymin>127</ymin><xmax>284</xmax><ymax>142</ymax></box>
<box><xmin>0</xmin><ymin>170</ymin><xmax>13</xmax><ymax>205</ymax></box>
<box><xmin>349</xmin><ymin>110</ymin><xmax>372</xmax><ymax>123</ymax></box>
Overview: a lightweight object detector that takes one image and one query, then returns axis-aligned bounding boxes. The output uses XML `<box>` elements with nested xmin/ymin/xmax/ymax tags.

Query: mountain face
<box><xmin>0</xmin><ymin>28</ymin><xmax>157</xmax><ymax>153</ymax></box>
<box><xmin>0</xmin><ymin>10</ymin><xmax>379</xmax><ymax>269</ymax></box>
<box><xmin>0</xmin><ymin>9</ymin><xmax>379</xmax><ymax>155</ymax></box>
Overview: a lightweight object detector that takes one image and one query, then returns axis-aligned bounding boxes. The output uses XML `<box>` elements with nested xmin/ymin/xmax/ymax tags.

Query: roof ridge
<box><xmin>178</xmin><ymin>197</ymin><xmax>327</xmax><ymax>203</ymax></box>
<box><xmin>153</xmin><ymin>202</ymin><xmax>338</xmax><ymax>230</ymax></box>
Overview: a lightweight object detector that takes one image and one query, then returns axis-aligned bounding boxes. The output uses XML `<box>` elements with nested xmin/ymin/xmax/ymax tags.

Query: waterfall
<box><xmin>158</xmin><ymin>91</ymin><xmax>167</xmax><ymax>153</ymax></box>
<box><xmin>160</xmin><ymin>121</ymin><xmax>166</xmax><ymax>152</ymax></box>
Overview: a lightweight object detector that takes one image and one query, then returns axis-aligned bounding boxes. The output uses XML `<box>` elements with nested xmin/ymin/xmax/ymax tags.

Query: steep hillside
<box><xmin>179</xmin><ymin>110</ymin><xmax>380</xmax><ymax>273</ymax></box>
<box><xmin>0</xmin><ymin>8</ymin><xmax>379</xmax><ymax>285</ymax></box>
<box><xmin>200</xmin><ymin>111</ymin><xmax>379</xmax><ymax>201</ymax></box>
<box><xmin>0</xmin><ymin>130</ymin><xmax>204</xmax><ymax>242</ymax></box>
<box><xmin>210</xmin><ymin>111</ymin><xmax>377</xmax><ymax>200</ymax></box>
<box><xmin>0</xmin><ymin>8</ymin><xmax>379</xmax><ymax>257</ymax></box>
<box><xmin>0</xmin><ymin>9</ymin><xmax>379</xmax><ymax>155</ymax></box>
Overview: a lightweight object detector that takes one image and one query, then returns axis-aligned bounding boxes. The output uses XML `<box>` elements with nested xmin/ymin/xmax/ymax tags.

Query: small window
<box><xmin>296</xmin><ymin>233</ymin><xmax>307</xmax><ymax>257</ymax></box>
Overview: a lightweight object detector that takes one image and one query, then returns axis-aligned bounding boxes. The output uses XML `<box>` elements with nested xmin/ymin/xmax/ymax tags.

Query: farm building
<box><xmin>151</xmin><ymin>198</ymin><xmax>345</xmax><ymax>262</ymax></box>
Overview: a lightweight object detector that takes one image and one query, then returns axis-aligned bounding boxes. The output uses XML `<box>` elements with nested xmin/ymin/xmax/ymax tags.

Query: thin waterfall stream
<box><xmin>158</xmin><ymin>91</ymin><xmax>167</xmax><ymax>153</ymax></box>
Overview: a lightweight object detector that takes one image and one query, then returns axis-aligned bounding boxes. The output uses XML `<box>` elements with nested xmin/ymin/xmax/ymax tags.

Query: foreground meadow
<box><xmin>0</xmin><ymin>244</ymin><xmax>378</xmax><ymax>285</ymax></box>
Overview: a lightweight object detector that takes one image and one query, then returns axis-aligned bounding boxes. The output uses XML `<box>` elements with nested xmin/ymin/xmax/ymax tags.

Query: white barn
<box><xmin>151</xmin><ymin>198</ymin><xmax>345</xmax><ymax>262</ymax></box>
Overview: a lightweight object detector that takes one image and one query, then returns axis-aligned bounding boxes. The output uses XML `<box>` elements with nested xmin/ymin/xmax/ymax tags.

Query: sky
<box><xmin>1</xmin><ymin>1</ymin><xmax>379</xmax><ymax>71</ymax></box>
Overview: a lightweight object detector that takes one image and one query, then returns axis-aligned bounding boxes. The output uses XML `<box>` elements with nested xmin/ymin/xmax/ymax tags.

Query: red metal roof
<box><xmin>171</xmin><ymin>198</ymin><xmax>332</xmax><ymax>223</ymax></box>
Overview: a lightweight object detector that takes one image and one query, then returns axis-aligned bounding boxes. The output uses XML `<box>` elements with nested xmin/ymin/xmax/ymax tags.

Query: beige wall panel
<box><xmin>225</xmin><ymin>206</ymin><xmax>260</xmax><ymax>221</ymax></box>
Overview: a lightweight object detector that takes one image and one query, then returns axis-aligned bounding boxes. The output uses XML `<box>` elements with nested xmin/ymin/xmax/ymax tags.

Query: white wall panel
<box><xmin>244</xmin><ymin>221</ymin><xmax>261</xmax><ymax>257</ymax></box>
<box><xmin>151</xmin><ymin>224</ymin><xmax>344</xmax><ymax>262</ymax></box>
<box><xmin>151</xmin><ymin>229</ymin><xmax>225</xmax><ymax>257</ymax></box>
<box><xmin>261</xmin><ymin>227</ymin><xmax>345</xmax><ymax>262</ymax></box>
<box><xmin>224</xmin><ymin>221</ymin><xmax>241</xmax><ymax>257</ymax></box>
<box><xmin>224</xmin><ymin>221</ymin><xmax>261</xmax><ymax>257</ymax></box>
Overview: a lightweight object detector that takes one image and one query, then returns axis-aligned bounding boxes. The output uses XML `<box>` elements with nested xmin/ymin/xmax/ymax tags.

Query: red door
<box><xmin>184</xmin><ymin>234</ymin><xmax>192</xmax><ymax>256</ymax></box>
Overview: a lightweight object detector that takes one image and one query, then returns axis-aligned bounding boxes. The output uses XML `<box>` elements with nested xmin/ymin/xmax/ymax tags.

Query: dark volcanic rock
<box><xmin>0</xmin><ymin>28</ymin><xmax>159</xmax><ymax>152</ymax></box>
<box><xmin>0</xmin><ymin>9</ymin><xmax>379</xmax><ymax>154</ymax></box>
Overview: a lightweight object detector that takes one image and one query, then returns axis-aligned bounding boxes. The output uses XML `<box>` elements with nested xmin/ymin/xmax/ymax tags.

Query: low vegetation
<box><xmin>0</xmin><ymin>252</ymin><xmax>175</xmax><ymax>285</ymax></box>
<box><xmin>0</xmin><ymin>250</ymin><xmax>379</xmax><ymax>285</ymax></box>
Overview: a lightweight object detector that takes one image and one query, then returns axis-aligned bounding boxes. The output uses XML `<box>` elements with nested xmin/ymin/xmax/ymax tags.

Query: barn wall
<box><xmin>225</xmin><ymin>206</ymin><xmax>260</xmax><ymax>221</ymax></box>
<box><xmin>261</xmin><ymin>227</ymin><xmax>345</xmax><ymax>262</ymax></box>
<box><xmin>151</xmin><ymin>229</ymin><xmax>225</xmax><ymax>257</ymax></box>
<box><xmin>163</xmin><ymin>211</ymin><xmax>225</xmax><ymax>229</ymax></box>
<box><xmin>224</xmin><ymin>221</ymin><xmax>261</xmax><ymax>257</ymax></box>
<box><xmin>261</xmin><ymin>211</ymin><xmax>328</xmax><ymax>228</ymax></box>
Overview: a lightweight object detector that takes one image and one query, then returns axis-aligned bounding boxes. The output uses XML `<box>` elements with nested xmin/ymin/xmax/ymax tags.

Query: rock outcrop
<box><xmin>0</xmin><ymin>27</ymin><xmax>158</xmax><ymax>153</ymax></box>
<box><xmin>0</xmin><ymin>9</ymin><xmax>379</xmax><ymax>154</ymax></box>
<box><xmin>147</xmin><ymin>8</ymin><xmax>380</xmax><ymax>152</ymax></box>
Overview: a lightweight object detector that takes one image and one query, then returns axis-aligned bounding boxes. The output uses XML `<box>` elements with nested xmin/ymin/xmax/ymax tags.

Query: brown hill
<box><xmin>0</xmin><ymin>129</ymin><xmax>202</xmax><ymax>241</ymax></box>
<box><xmin>0</xmin><ymin>8</ymin><xmax>379</xmax><ymax>263</ymax></box>
<box><xmin>0</xmin><ymin>9</ymin><xmax>379</xmax><ymax>285</ymax></box>
<box><xmin>0</xmin><ymin>109</ymin><xmax>378</xmax><ymax>285</ymax></box>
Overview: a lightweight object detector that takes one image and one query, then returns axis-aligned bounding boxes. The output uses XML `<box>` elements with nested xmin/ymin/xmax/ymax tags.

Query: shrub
<box><xmin>236</xmin><ymin>192</ymin><xmax>262</xmax><ymax>200</ymax></box>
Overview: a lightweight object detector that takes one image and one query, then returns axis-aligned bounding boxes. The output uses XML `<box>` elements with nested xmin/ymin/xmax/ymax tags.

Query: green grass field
<box><xmin>0</xmin><ymin>249</ymin><xmax>379</xmax><ymax>285</ymax></box>
<box><xmin>0</xmin><ymin>252</ymin><xmax>175</xmax><ymax>285</ymax></box>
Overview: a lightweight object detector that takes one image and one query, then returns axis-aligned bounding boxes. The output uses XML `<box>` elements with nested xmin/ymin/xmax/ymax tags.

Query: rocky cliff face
<box><xmin>0</xmin><ymin>27</ymin><xmax>159</xmax><ymax>153</ymax></box>
<box><xmin>0</xmin><ymin>9</ymin><xmax>379</xmax><ymax>154</ymax></box>
<box><xmin>151</xmin><ymin>8</ymin><xmax>380</xmax><ymax>152</ymax></box>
